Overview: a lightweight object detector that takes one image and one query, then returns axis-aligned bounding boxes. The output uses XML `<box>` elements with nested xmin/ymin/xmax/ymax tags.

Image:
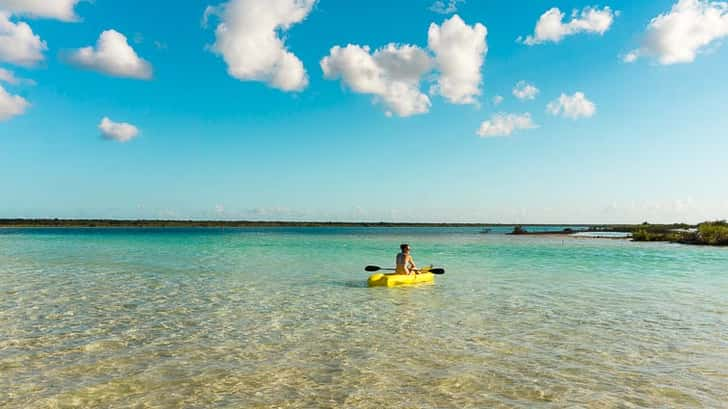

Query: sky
<box><xmin>1</xmin><ymin>0</ymin><xmax>727</xmax><ymax>224</ymax></box>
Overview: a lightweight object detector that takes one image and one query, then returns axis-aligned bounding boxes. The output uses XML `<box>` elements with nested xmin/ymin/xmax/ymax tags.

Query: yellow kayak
<box><xmin>367</xmin><ymin>271</ymin><xmax>435</xmax><ymax>287</ymax></box>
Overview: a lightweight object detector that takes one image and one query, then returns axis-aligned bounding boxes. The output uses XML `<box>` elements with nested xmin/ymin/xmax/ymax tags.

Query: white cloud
<box><xmin>0</xmin><ymin>67</ymin><xmax>35</xmax><ymax>85</ymax></box>
<box><xmin>428</xmin><ymin>14</ymin><xmax>487</xmax><ymax>105</ymax></box>
<box><xmin>205</xmin><ymin>0</ymin><xmax>314</xmax><ymax>92</ymax></box>
<box><xmin>0</xmin><ymin>83</ymin><xmax>29</xmax><ymax>121</ymax></box>
<box><xmin>512</xmin><ymin>80</ymin><xmax>539</xmax><ymax>100</ymax></box>
<box><xmin>492</xmin><ymin>95</ymin><xmax>503</xmax><ymax>105</ymax></box>
<box><xmin>0</xmin><ymin>67</ymin><xmax>32</xmax><ymax>84</ymax></box>
<box><xmin>67</xmin><ymin>30</ymin><xmax>152</xmax><ymax>79</ymax></box>
<box><xmin>0</xmin><ymin>12</ymin><xmax>46</xmax><ymax>66</ymax></box>
<box><xmin>625</xmin><ymin>0</ymin><xmax>728</xmax><ymax>65</ymax></box>
<box><xmin>546</xmin><ymin>92</ymin><xmax>596</xmax><ymax>119</ymax></box>
<box><xmin>476</xmin><ymin>112</ymin><xmax>537</xmax><ymax>137</ymax></box>
<box><xmin>248</xmin><ymin>206</ymin><xmax>306</xmax><ymax>218</ymax></box>
<box><xmin>0</xmin><ymin>0</ymin><xmax>83</xmax><ymax>21</ymax></box>
<box><xmin>622</xmin><ymin>51</ymin><xmax>639</xmax><ymax>63</ymax></box>
<box><xmin>98</xmin><ymin>117</ymin><xmax>139</xmax><ymax>142</ymax></box>
<box><xmin>321</xmin><ymin>43</ymin><xmax>433</xmax><ymax>117</ymax></box>
<box><xmin>321</xmin><ymin>14</ymin><xmax>487</xmax><ymax>115</ymax></box>
<box><xmin>0</xmin><ymin>67</ymin><xmax>14</xmax><ymax>83</ymax></box>
<box><xmin>600</xmin><ymin>197</ymin><xmax>728</xmax><ymax>224</ymax></box>
<box><xmin>429</xmin><ymin>0</ymin><xmax>463</xmax><ymax>14</ymax></box>
<box><xmin>521</xmin><ymin>6</ymin><xmax>615</xmax><ymax>45</ymax></box>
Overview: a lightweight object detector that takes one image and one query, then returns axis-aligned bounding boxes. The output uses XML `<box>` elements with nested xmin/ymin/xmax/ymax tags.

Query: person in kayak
<box><xmin>396</xmin><ymin>244</ymin><xmax>418</xmax><ymax>275</ymax></box>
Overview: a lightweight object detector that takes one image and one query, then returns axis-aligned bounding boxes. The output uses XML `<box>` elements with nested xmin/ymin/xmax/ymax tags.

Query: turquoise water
<box><xmin>1</xmin><ymin>227</ymin><xmax>727</xmax><ymax>408</ymax></box>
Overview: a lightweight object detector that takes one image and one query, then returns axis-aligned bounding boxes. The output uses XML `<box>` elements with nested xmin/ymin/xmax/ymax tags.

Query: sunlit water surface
<box><xmin>1</xmin><ymin>227</ymin><xmax>727</xmax><ymax>408</ymax></box>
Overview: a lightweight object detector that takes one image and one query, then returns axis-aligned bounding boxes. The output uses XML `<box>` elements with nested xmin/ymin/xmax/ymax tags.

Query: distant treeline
<box><xmin>1</xmin><ymin>219</ymin><xmax>474</xmax><ymax>228</ymax></box>
<box><xmin>508</xmin><ymin>224</ymin><xmax>692</xmax><ymax>235</ymax></box>
<box><xmin>3</xmin><ymin>219</ymin><xmax>725</xmax><ymax>246</ymax></box>
<box><xmin>507</xmin><ymin>222</ymin><xmax>728</xmax><ymax>246</ymax></box>
<box><xmin>0</xmin><ymin>219</ymin><xmax>592</xmax><ymax>228</ymax></box>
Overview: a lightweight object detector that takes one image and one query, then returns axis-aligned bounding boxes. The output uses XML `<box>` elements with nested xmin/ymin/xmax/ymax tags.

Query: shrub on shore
<box><xmin>632</xmin><ymin>221</ymin><xmax>728</xmax><ymax>246</ymax></box>
<box><xmin>632</xmin><ymin>229</ymin><xmax>682</xmax><ymax>242</ymax></box>
<box><xmin>632</xmin><ymin>229</ymin><xmax>652</xmax><ymax>241</ymax></box>
<box><xmin>697</xmin><ymin>221</ymin><xmax>728</xmax><ymax>245</ymax></box>
<box><xmin>512</xmin><ymin>225</ymin><xmax>528</xmax><ymax>235</ymax></box>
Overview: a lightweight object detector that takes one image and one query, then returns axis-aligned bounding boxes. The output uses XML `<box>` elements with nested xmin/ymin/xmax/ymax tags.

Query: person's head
<box><xmin>400</xmin><ymin>243</ymin><xmax>410</xmax><ymax>253</ymax></box>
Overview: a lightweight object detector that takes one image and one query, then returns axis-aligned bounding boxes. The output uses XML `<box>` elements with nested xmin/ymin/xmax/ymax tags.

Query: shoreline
<box><xmin>0</xmin><ymin>219</ymin><xmax>606</xmax><ymax>229</ymax></box>
<box><xmin>3</xmin><ymin>219</ymin><xmax>724</xmax><ymax>246</ymax></box>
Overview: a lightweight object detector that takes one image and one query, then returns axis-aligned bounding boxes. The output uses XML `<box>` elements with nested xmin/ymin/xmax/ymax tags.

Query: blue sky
<box><xmin>1</xmin><ymin>0</ymin><xmax>727</xmax><ymax>223</ymax></box>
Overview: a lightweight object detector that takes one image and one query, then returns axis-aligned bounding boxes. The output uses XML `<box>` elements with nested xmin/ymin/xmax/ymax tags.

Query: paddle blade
<box><xmin>365</xmin><ymin>265</ymin><xmax>381</xmax><ymax>272</ymax></box>
<box><xmin>429</xmin><ymin>268</ymin><xmax>446</xmax><ymax>275</ymax></box>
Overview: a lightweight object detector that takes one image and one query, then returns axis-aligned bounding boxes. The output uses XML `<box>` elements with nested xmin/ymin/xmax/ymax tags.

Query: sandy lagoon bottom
<box><xmin>1</xmin><ymin>227</ymin><xmax>727</xmax><ymax>408</ymax></box>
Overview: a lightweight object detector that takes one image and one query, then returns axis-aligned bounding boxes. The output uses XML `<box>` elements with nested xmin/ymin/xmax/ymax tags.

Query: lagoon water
<box><xmin>1</xmin><ymin>227</ymin><xmax>727</xmax><ymax>408</ymax></box>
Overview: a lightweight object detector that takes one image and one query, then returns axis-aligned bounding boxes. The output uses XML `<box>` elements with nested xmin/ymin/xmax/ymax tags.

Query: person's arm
<box><xmin>408</xmin><ymin>255</ymin><xmax>417</xmax><ymax>271</ymax></box>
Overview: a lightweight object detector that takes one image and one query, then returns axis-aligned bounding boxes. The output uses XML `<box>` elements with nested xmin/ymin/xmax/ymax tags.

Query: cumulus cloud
<box><xmin>512</xmin><ymin>80</ymin><xmax>539</xmax><ymax>100</ymax></box>
<box><xmin>98</xmin><ymin>117</ymin><xmax>139</xmax><ymax>142</ymax></box>
<box><xmin>476</xmin><ymin>112</ymin><xmax>537</xmax><ymax>137</ymax></box>
<box><xmin>625</xmin><ymin>0</ymin><xmax>728</xmax><ymax>65</ymax></box>
<box><xmin>0</xmin><ymin>83</ymin><xmax>29</xmax><ymax>121</ymax></box>
<box><xmin>428</xmin><ymin>14</ymin><xmax>487</xmax><ymax>104</ymax></box>
<box><xmin>521</xmin><ymin>6</ymin><xmax>615</xmax><ymax>45</ymax></box>
<box><xmin>546</xmin><ymin>92</ymin><xmax>596</xmax><ymax>119</ymax></box>
<box><xmin>622</xmin><ymin>51</ymin><xmax>639</xmax><ymax>63</ymax></box>
<box><xmin>321</xmin><ymin>43</ymin><xmax>433</xmax><ymax>117</ymax></box>
<box><xmin>205</xmin><ymin>0</ymin><xmax>314</xmax><ymax>91</ymax></box>
<box><xmin>492</xmin><ymin>95</ymin><xmax>503</xmax><ymax>105</ymax></box>
<box><xmin>321</xmin><ymin>14</ymin><xmax>487</xmax><ymax>115</ymax></box>
<box><xmin>67</xmin><ymin>30</ymin><xmax>152</xmax><ymax>79</ymax></box>
<box><xmin>429</xmin><ymin>0</ymin><xmax>463</xmax><ymax>14</ymax></box>
<box><xmin>0</xmin><ymin>0</ymin><xmax>83</xmax><ymax>21</ymax></box>
<box><xmin>0</xmin><ymin>67</ymin><xmax>33</xmax><ymax>85</ymax></box>
<box><xmin>0</xmin><ymin>67</ymin><xmax>14</xmax><ymax>83</ymax></box>
<box><xmin>0</xmin><ymin>12</ymin><xmax>46</xmax><ymax>66</ymax></box>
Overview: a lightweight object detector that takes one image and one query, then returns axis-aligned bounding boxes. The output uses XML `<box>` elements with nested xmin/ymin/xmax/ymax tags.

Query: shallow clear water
<box><xmin>1</xmin><ymin>227</ymin><xmax>727</xmax><ymax>408</ymax></box>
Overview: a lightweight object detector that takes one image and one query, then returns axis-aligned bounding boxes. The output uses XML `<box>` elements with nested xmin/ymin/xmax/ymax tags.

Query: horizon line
<box><xmin>0</xmin><ymin>218</ymin><xmax>701</xmax><ymax>227</ymax></box>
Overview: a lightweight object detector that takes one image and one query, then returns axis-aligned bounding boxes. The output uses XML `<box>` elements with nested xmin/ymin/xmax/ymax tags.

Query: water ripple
<box><xmin>1</xmin><ymin>228</ymin><xmax>727</xmax><ymax>408</ymax></box>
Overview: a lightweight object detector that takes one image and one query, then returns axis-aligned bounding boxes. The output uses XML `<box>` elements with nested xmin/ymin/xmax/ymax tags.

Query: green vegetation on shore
<box><xmin>696</xmin><ymin>221</ymin><xmax>728</xmax><ymax>245</ymax></box>
<box><xmin>631</xmin><ymin>221</ymin><xmax>728</xmax><ymax>246</ymax></box>
<box><xmin>510</xmin><ymin>226</ymin><xmax>578</xmax><ymax>235</ymax></box>
<box><xmin>507</xmin><ymin>222</ymin><xmax>728</xmax><ymax>246</ymax></box>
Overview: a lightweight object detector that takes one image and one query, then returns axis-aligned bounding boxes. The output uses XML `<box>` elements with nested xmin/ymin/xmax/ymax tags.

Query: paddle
<box><xmin>364</xmin><ymin>265</ymin><xmax>445</xmax><ymax>275</ymax></box>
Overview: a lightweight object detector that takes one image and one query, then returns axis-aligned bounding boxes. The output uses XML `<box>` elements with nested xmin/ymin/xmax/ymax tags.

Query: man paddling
<box><xmin>396</xmin><ymin>244</ymin><xmax>418</xmax><ymax>275</ymax></box>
